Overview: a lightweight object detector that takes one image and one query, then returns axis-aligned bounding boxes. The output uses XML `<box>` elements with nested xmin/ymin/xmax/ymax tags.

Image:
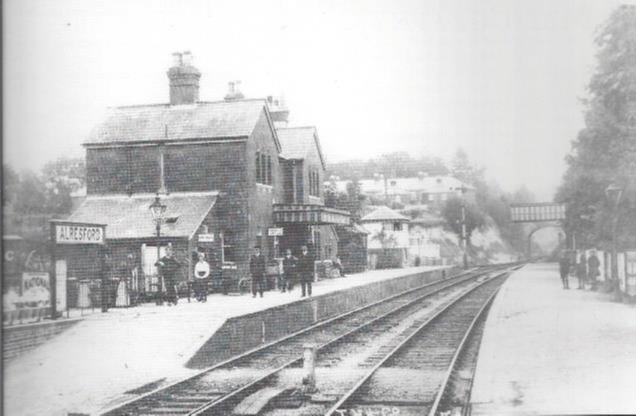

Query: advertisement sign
<box><xmin>618</xmin><ymin>252</ymin><xmax>626</xmax><ymax>292</ymax></box>
<box><xmin>55</xmin><ymin>223</ymin><xmax>105</xmax><ymax>244</ymax></box>
<box><xmin>21</xmin><ymin>272</ymin><xmax>51</xmax><ymax>307</ymax></box>
<box><xmin>198</xmin><ymin>233</ymin><xmax>215</xmax><ymax>243</ymax></box>
<box><xmin>56</xmin><ymin>260</ymin><xmax>67</xmax><ymax>312</ymax></box>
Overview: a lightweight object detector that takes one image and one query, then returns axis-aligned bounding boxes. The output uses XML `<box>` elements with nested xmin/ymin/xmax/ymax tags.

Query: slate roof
<box><xmin>277</xmin><ymin>126</ymin><xmax>326</xmax><ymax>169</ymax></box>
<box><xmin>85</xmin><ymin>99</ymin><xmax>278</xmax><ymax>148</ymax></box>
<box><xmin>333</xmin><ymin>176</ymin><xmax>474</xmax><ymax>195</ymax></box>
<box><xmin>410</xmin><ymin>212</ymin><xmax>446</xmax><ymax>227</ymax></box>
<box><xmin>360</xmin><ymin>206</ymin><xmax>410</xmax><ymax>223</ymax></box>
<box><xmin>68</xmin><ymin>192</ymin><xmax>218</xmax><ymax>240</ymax></box>
<box><xmin>335</xmin><ymin>223</ymin><xmax>371</xmax><ymax>237</ymax></box>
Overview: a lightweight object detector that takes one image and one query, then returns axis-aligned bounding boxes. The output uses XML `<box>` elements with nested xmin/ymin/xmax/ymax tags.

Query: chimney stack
<box><xmin>267</xmin><ymin>95</ymin><xmax>289</xmax><ymax>128</ymax></box>
<box><xmin>224</xmin><ymin>81</ymin><xmax>245</xmax><ymax>101</ymax></box>
<box><xmin>167</xmin><ymin>51</ymin><xmax>201</xmax><ymax>105</ymax></box>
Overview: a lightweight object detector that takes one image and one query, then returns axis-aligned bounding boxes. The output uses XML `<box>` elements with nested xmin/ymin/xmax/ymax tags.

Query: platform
<box><xmin>4</xmin><ymin>265</ymin><xmax>449</xmax><ymax>416</ymax></box>
<box><xmin>471</xmin><ymin>263</ymin><xmax>636</xmax><ymax>415</ymax></box>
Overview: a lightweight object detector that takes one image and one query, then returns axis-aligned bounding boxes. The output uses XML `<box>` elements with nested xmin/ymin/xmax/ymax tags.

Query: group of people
<box><xmin>153</xmin><ymin>243</ymin><xmax>341</xmax><ymax>304</ymax></box>
<box><xmin>250</xmin><ymin>245</ymin><xmax>316</xmax><ymax>298</ymax></box>
<box><xmin>559</xmin><ymin>250</ymin><xmax>601</xmax><ymax>290</ymax></box>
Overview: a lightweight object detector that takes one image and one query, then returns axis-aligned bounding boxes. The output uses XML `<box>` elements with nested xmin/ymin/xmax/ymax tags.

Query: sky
<box><xmin>3</xmin><ymin>0</ymin><xmax>629</xmax><ymax>200</ymax></box>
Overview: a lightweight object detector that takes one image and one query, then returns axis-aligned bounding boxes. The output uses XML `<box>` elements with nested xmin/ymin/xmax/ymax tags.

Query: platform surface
<box><xmin>3</xmin><ymin>265</ymin><xmax>445</xmax><ymax>416</ymax></box>
<box><xmin>471</xmin><ymin>263</ymin><xmax>636</xmax><ymax>415</ymax></box>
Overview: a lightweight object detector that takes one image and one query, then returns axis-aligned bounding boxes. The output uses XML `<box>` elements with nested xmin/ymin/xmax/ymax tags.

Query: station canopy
<box><xmin>273</xmin><ymin>204</ymin><xmax>350</xmax><ymax>226</ymax></box>
<box><xmin>68</xmin><ymin>192</ymin><xmax>218</xmax><ymax>240</ymax></box>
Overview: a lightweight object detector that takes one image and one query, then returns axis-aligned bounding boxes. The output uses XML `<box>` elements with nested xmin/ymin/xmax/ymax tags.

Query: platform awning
<box><xmin>273</xmin><ymin>204</ymin><xmax>350</xmax><ymax>226</ymax></box>
<box><xmin>68</xmin><ymin>192</ymin><xmax>218</xmax><ymax>240</ymax></box>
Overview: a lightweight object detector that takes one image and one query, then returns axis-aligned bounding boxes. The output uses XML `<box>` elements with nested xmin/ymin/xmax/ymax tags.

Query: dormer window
<box><xmin>165</xmin><ymin>214</ymin><xmax>180</xmax><ymax>224</ymax></box>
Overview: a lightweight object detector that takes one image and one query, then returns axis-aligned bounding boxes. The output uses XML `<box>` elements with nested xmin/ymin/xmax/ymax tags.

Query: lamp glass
<box><xmin>149</xmin><ymin>196</ymin><xmax>167</xmax><ymax>222</ymax></box>
<box><xmin>605</xmin><ymin>184</ymin><xmax>623</xmax><ymax>206</ymax></box>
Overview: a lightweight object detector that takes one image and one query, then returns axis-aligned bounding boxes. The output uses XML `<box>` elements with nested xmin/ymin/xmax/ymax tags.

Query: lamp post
<box><xmin>605</xmin><ymin>183</ymin><xmax>623</xmax><ymax>298</ymax></box>
<box><xmin>149</xmin><ymin>194</ymin><xmax>167</xmax><ymax>305</ymax></box>
<box><xmin>459</xmin><ymin>186</ymin><xmax>469</xmax><ymax>269</ymax></box>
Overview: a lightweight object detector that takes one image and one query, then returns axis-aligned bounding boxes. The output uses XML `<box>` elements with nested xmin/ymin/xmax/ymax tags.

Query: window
<box><xmin>308</xmin><ymin>168</ymin><xmax>320</xmax><ymax>197</ymax></box>
<box><xmin>393</xmin><ymin>222</ymin><xmax>402</xmax><ymax>231</ymax></box>
<box><xmin>221</xmin><ymin>231</ymin><xmax>236</xmax><ymax>263</ymax></box>
<box><xmin>266</xmin><ymin>155</ymin><xmax>272</xmax><ymax>185</ymax></box>
<box><xmin>256</xmin><ymin>152</ymin><xmax>273</xmax><ymax>185</ymax></box>
<box><xmin>260</xmin><ymin>154</ymin><xmax>267</xmax><ymax>184</ymax></box>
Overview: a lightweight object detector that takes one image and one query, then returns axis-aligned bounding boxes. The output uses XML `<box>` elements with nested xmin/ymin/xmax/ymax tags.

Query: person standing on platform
<box><xmin>282</xmin><ymin>249</ymin><xmax>297</xmax><ymax>292</ymax></box>
<box><xmin>576</xmin><ymin>252</ymin><xmax>587</xmax><ymax>290</ymax></box>
<box><xmin>194</xmin><ymin>253</ymin><xmax>210</xmax><ymax>302</ymax></box>
<box><xmin>559</xmin><ymin>251</ymin><xmax>570</xmax><ymax>289</ymax></box>
<box><xmin>249</xmin><ymin>247</ymin><xmax>266</xmax><ymax>298</ymax></box>
<box><xmin>587</xmin><ymin>250</ymin><xmax>600</xmax><ymax>291</ymax></box>
<box><xmin>297</xmin><ymin>245</ymin><xmax>315</xmax><ymax>298</ymax></box>
<box><xmin>155</xmin><ymin>245</ymin><xmax>181</xmax><ymax>305</ymax></box>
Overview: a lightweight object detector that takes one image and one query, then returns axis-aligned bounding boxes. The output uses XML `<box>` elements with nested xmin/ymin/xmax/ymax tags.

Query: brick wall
<box><xmin>186</xmin><ymin>266</ymin><xmax>457</xmax><ymax>368</ymax></box>
<box><xmin>3</xmin><ymin>318</ymin><xmax>82</xmax><ymax>362</ymax></box>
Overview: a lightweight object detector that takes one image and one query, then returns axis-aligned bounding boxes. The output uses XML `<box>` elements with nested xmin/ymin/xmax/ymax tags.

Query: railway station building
<box><xmin>68</xmin><ymin>52</ymin><xmax>350</xmax><ymax>290</ymax></box>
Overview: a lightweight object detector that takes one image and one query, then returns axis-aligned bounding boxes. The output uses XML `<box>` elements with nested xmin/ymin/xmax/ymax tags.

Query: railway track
<box><xmin>100</xmin><ymin>265</ymin><xmax>513</xmax><ymax>416</ymax></box>
<box><xmin>322</xmin><ymin>269</ymin><xmax>511</xmax><ymax>416</ymax></box>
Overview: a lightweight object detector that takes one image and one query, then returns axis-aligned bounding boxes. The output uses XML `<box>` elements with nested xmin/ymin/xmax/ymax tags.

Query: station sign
<box><xmin>54</xmin><ymin>221</ymin><xmax>106</xmax><ymax>245</ymax></box>
<box><xmin>198</xmin><ymin>233</ymin><xmax>215</xmax><ymax>243</ymax></box>
<box><xmin>268</xmin><ymin>228</ymin><xmax>284</xmax><ymax>236</ymax></box>
<box><xmin>510</xmin><ymin>203</ymin><xmax>566</xmax><ymax>223</ymax></box>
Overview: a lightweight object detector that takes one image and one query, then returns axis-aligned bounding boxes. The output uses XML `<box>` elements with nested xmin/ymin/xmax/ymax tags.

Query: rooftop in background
<box><xmin>332</xmin><ymin>175</ymin><xmax>475</xmax><ymax>196</ymax></box>
<box><xmin>360</xmin><ymin>206</ymin><xmax>411</xmax><ymax>223</ymax></box>
<box><xmin>276</xmin><ymin>126</ymin><xmax>325</xmax><ymax>169</ymax></box>
<box><xmin>68</xmin><ymin>192</ymin><xmax>218</xmax><ymax>240</ymax></box>
<box><xmin>84</xmin><ymin>99</ymin><xmax>278</xmax><ymax>147</ymax></box>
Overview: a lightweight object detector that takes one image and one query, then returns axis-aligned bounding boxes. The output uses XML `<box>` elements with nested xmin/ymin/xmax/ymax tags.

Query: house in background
<box><xmin>360</xmin><ymin>206</ymin><xmax>411</xmax><ymax>269</ymax></box>
<box><xmin>333</xmin><ymin>174</ymin><xmax>475</xmax><ymax>212</ymax></box>
<box><xmin>361</xmin><ymin>206</ymin><xmax>443</xmax><ymax>268</ymax></box>
<box><xmin>67</xmin><ymin>52</ymin><xmax>349</xmax><ymax>291</ymax></box>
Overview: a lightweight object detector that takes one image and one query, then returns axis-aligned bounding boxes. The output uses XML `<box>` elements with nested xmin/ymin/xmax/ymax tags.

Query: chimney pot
<box><xmin>172</xmin><ymin>52</ymin><xmax>183</xmax><ymax>67</ymax></box>
<box><xmin>224</xmin><ymin>80</ymin><xmax>244</xmax><ymax>101</ymax></box>
<box><xmin>182</xmin><ymin>51</ymin><xmax>192</xmax><ymax>66</ymax></box>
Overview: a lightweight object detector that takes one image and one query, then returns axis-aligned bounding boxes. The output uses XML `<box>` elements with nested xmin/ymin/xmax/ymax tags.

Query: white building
<box><xmin>333</xmin><ymin>175</ymin><xmax>475</xmax><ymax>211</ymax></box>
<box><xmin>360</xmin><ymin>206</ymin><xmax>441</xmax><ymax>268</ymax></box>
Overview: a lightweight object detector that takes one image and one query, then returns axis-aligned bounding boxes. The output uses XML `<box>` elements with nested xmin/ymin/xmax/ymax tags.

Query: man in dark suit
<box><xmin>559</xmin><ymin>251</ymin><xmax>570</xmax><ymax>289</ymax></box>
<box><xmin>155</xmin><ymin>245</ymin><xmax>181</xmax><ymax>305</ymax></box>
<box><xmin>282</xmin><ymin>249</ymin><xmax>297</xmax><ymax>292</ymax></box>
<box><xmin>297</xmin><ymin>245</ymin><xmax>315</xmax><ymax>297</ymax></box>
<box><xmin>249</xmin><ymin>247</ymin><xmax>266</xmax><ymax>298</ymax></box>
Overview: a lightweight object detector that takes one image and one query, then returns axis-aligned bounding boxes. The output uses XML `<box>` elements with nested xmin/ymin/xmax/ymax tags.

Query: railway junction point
<box><xmin>3</xmin><ymin>265</ymin><xmax>448</xmax><ymax>416</ymax></box>
<box><xmin>471</xmin><ymin>262</ymin><xmax>636</xmax><ymax>415</ymax></box>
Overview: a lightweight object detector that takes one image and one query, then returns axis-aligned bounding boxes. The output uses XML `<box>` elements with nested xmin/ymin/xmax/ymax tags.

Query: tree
<box><xmin>2</xmin><ymin>164</ymin><xmax>20</xmax><ymax>207</ymax></box>
<box><xmin>371</xmin><ymin>228</ymin><xmax>400</xmax><ymax>269</ymax></box>
<box><xmin>450</xmin><ymin>148</ymin><xmax>485</xmax><ymax>187</ymax></box>
<box><xmin>41</xmin><ymin>156</ymin><xmax>86</xmax><ymax>215</ymax></box>
<box><xmin>441</xmin><ymin>198</ymin><xmax>486</xmax><ymax>246</ymax></box>
<box><xmin>13</xmin><ymin>171</ymin><xmax>47</xmax><ymax>215</ymax></box>
<box><xmin>556</xmin><ymin>5</ymin><xmax>636</xmax><ymax>247</ymax></box>
<box><xmin>324</xmin><ymin>179</ymin><xmax>367</xmax><ymax>222</ymax></box>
